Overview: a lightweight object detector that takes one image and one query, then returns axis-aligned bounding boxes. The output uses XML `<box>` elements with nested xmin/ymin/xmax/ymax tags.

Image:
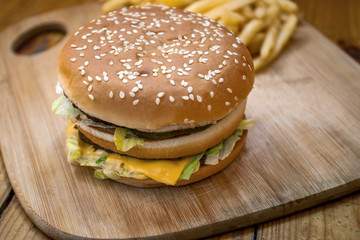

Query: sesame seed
<box><xmin>131</xmin><ymin>87</ymin><xmax>139</xmax><ymax>93</ymax></box>
<box><xmin>225</xmin><ymin>102</ymin><xmax>230</xmax><ymax>106</ymax></box>
<box><xmin>119</xmin><ymin>91</ymin><xmax>125</xmax><ymax>98</ymax></box>
<box><xmin>80</xmin><ymin>70</ymin><xmax>85</xmax><ymax>75</ymax></box>
<box><xmin>243</xmin><ymin>62</ymin><xmax>246</xmax><ymax>67</ymax></box>
<box><xmin>170</xmin><ymin>80</ymin><xmax>175</xmax><ymax>85</ymax></box>
<box><xmin>169</xmin><ymin>96</ymin><xmax>175</xmax><ymax>102</ymax></box>
<box><xmin>232</xmin><ymin>43</ymin><xmax>238</xmax><ymax>48</ymax></box>
<box><xmin>155</xmin><ymin>98</ymin><xmax>160</xmax><ymax>105</ymax></box>
<box><xmin>248</xmin><ymin>64</ymin><xmax>252</xmax><ymax>71</ymax></box>
<box><xmin>157</xmin><ymin>92</ymin><xmax>164</xmax><ymax>98</ymax></box>
<box><xmin>71</xmin><ymin>58</ymin><xmax>76</xmax><ymax>62</ymax></box>
<box><xmin>212</xmin><ymin>79</ymin><xmax>217</xmax><ymax>85</ymax></box>
<box><xmin>235</xmin><ymin>59</ymin><xmax>239</xmax><ymax>64</ymax></box>
<box><xmin>182</xmin><ymin>96</ymin><xmax>189</xmax><ymax>100</ymax></box>
<box><xmin>199</xmin><ymin>57</ymin><xmax>208</xmax><ymax>63</ymax></box>
<box><xmin>219</xmin><ymin>78</ymin><xmax>224</xmax><ymax>83</ymax></box>
<box><xmin>189</xmin><ymin>94</ymin><xmax>194</xmax><ymax>100</ymax></box>
<box><xmin>133</xmin><ymin>99</ymin><xmax>139</xmax><ymax>105</ymax></box>
<box><xmin>196</xmin><ymin>95</ymin><xmax>202</xmax><ymax>102</ymax></box>
<box><xmin>80</xmin><ymin>53</ymin><xmax>85</xmax><ymax>57</ymax></box>
<box><xmin>187</xmin><ymin>87</ymin><xmax>193</xmax><ymax>93</ymax></box>
<box><xmin>88</xmin><ymin>76</ymin><xmax>93</xmax><ymax>81</ymax></box>
<box><xmin>129</xmin><ymin>92</ymin><xmax>136</xmax><ymax>97</ymax></box>
<box><xmin>88</xmin><ymin>85</ymin><xmax>93</xmax><ymax>91</ymax></box>
<box><xmin>242</xmin><ymin>75</ymin><xmax>246</xmax><ymax>80</ymax></box>
<box><xmin>210</xmin><ymin>91</ymin><xmax>214</xmax><ymax>98</ymax></box>
<box><xmin>95</xmin><ymin>76</ymin><xmax>101</xmax><ymax>81</ymax></box>
<box><xmin>207</xmin><ymin>105</ymin><xmax>212</xmax><ymax>111</ymax></box>
<box><xmin>84</xmin><ymin>61</ymin><xmax>89</xmax><ymax>66</ymax></box>
<box><xmin>88</xmin><ymin>94</ymin><xmax>94</xmax><ymax>100</ymax></box>
<box><xmin>110</xmin><ymin>60</ymin><xmax>114</xmax><ymax>65</ymax></box>
<box><xmin>109</xmin><ymin>91</ymin><xmax>113</xmax><ymax>98</ymax></box>
<box><xmin>95</xmin><ymin>56</ymin><xmax>101</xmax><ymax>59</ymax></box>
<box><xmin>227</xmin><ymin>88</ymin><xmax>232</xmax><ymax>93</ymax></box>
<box><xmin>83</xmin><ymin>81</ymin><xmax>88</xmax><ymax>85</ymax></box>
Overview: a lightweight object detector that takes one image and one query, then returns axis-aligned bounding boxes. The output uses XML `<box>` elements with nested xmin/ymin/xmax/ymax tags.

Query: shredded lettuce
<box><xmin>237</xmin><ymin>119</ymin><xmax>254</xmax><ymax>131</ymax></box>
<box><xmin>219</xmin><ymin>130</ymin><xmax>242</xmax><ymax>160</ymax></box>
<box><xmin>204</xmin><ymin>142</ymin><xmax>223</xmax><ymax>165</ymax></box>
<box><xmin>52</xmin><ymin>95</ymin><xmax>81</xmax><ymax>121</ymax></box>
<box><xmin>96</xmin><ymin>155</ymin><xmax>108</xmax><ymax>165</ymax></box>
<box><xmin>66</xmin><ymin>131</ymin><xmax>81</xmax><ymax>163</ymax></box>
<box><xmin>179</xmin><ymin>154</ymin><xmax>204</xmax><ymax>180</ymax></box>
<box><xmin>114</xmin><ymin>127</ymin><xmax>144</xmax><ymax>151</ymax></box>
<box><xmin>94</xmin><ymin>169</ymin><xmax>108</xmax><ymax>180</ymax></box>
<box><xmin>218</xmin><ymin>119</ymin><xmax>254</xmax><ymax>160</ymax></box>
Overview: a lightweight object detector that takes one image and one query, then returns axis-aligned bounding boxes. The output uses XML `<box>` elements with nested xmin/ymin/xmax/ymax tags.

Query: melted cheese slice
<box><xmin>106</xmin><ymin>154</ymin><xmax>193</xmax><ymax>185</ymax></box>
<box><xmin>67</xmin><ymin>122</ymin><xmax>193</xmax><ymax>185</ymax></box>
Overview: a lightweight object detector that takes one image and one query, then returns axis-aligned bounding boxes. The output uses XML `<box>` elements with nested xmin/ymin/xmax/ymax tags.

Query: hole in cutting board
<box><xmin>12</xmin><ymin>23</ymin><xmax>66</xmax><ymax>55</ymax></box>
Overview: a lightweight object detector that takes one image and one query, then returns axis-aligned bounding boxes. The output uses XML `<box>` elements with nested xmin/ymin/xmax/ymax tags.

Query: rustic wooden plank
<box><xmin>292</xmin><ymin>0</ymin><xmax>360</xmax><ymax>51</ymax></box>
<box><xmin>206</xmin><ymin>227</ymin><xmax>255</xmax><ymax>240</ymax></box>
<box><xmin>0</xmin><ymin>197</ymin><xmax>49</xmax><ymax>240</ymax></box>
<box><xmin>0</xmin><ymin>0</ymin><xmax>96</xmax><ymax>32</ymax></box>
<box><xmin>0</xmin><ymin>154</ymin><xmax>12</xmax><ymax>214</ymax></box>
<box><xmin>0</xmin><ymin>2</ymin><xmax>360</xmax><ymax>240</ymax></box>
<box><xmin>256</xmin><ymin>191</ymin><xmax>360</xmax><ymax>240</ymax></box>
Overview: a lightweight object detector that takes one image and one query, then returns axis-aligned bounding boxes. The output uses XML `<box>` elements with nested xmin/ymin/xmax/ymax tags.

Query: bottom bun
<box><xmin>111</xmin><ymin>130</ymin><xmax>248</xmax><ymax>188</ymax></box>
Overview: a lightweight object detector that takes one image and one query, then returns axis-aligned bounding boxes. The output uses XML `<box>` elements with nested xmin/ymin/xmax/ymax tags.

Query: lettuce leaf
<box><xmin>237</xmin><ymin>119</ymin><xmax>254</xmax><ymax>131</ymax></box>
<box><xmin>204</xmin><ymin>142</ymin><xmax>223</xmax><ymax>165</ymax></box>
<box><xmin>179</xmin><ymin>153</ymin><xmax>204</xmax><ymax>180</ymax></box>
<box><xmin>52</xmin><ymin>95</ymin><xmax>81</xmax><ymax>121</ymax></box>
<box><xmin>96</xmin><ymin>155</ymin><xmax>108</xmax><ymax>165</ymax></box>
<box><xmin>94</xmin><ymin>169</ymin><xmax>108</xmax><ymax>180</ymax></box>
<box><xmin>114</xmin><ymin>127</ymin><xmax>144</xmax><ymax>151</ymax></box>
<box><xmin>66</xmin><ymin>132</ymin><xmax>81</xmax><ymax>163</ymax></box>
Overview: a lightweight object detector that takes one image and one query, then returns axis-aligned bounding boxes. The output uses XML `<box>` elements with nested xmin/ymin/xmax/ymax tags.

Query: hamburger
<box><xmin>52</xmin><ymin>5</ymin><xmax>254</xmax><ymax>187</ymax></box>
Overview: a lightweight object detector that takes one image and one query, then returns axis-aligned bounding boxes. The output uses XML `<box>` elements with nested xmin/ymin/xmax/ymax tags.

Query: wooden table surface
<box><xmin>0</xmin><ymin>0</ymin><xmax>359</xmax><ymax>239</ymax></box>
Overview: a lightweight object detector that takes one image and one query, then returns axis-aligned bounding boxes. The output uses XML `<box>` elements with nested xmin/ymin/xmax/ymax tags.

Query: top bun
<box><xmin>58</xmin><ymin>5</ymin><xmax>254</xmax><ymax>130</ymax></box>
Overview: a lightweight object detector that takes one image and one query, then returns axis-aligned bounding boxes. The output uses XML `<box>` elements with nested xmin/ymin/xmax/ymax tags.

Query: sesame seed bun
<box><xmin>56</xmin><ymin>5</ymin><xmax>254</xmax><ymax>187</ymax></box>
<box><xmin>58</xmin><ymin>5</ymin><xmax>254</xmax><ymax>131</ymax></box>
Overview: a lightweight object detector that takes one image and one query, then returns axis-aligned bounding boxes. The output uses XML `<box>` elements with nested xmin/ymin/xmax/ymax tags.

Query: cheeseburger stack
<box><xmin>52</xmin><ymin>5</ymin><xmax>254</xmax><ymax>187</ymax></box>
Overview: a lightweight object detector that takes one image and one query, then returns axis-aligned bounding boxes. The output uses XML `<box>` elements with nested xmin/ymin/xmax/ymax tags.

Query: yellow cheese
<box><xmin>106</xmin><ymin>154</ymin><xmax>193</xmax><ymax>185</ymax></box>
<box><xmin>66</xmin><ymin>122</ymin><xmax>193</xmax><ymax>185</ymax></box>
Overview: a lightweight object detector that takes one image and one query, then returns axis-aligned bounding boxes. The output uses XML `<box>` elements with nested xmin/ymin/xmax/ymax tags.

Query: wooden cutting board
<box><xmin>0</xmin><ymin>2</ymin><xmax>360</xmax><ymax>239</ymax></box>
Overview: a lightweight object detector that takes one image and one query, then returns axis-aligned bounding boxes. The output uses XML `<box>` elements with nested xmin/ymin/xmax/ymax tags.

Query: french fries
<box><xmin>100</xmin><ymin>0</ymin><xmax>299</xmax><ymax>72</ymax></box>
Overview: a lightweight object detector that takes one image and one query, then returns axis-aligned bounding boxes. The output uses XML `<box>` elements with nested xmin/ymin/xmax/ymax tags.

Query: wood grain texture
<box><xmin>0</xmin><ymin>154</ymin><xmax>12</xmax><ymax>214</ymax></box>
<box><xmin>0</xmin><ymin>197</ymin><xmax>49</xmax><ymax>240</ymax></box>
<box><xmin>0</xmin><ymin>0</ymin><xmax>96</xmax><ymax>32</ymax></box>
<box><xmin>206</xmin><ymin>227</ymin><xmax>255</xmax><ymax>240</ymax></box>
<box><xmin>292</xmin><ymin>0</ymin><xmax>360</xmax><ymax>62</ymax></box>
<box><xmin>257</xmin><ymin>191</ymin><xmax>360</xmax><ymax>240</ymax></box>
<box><xmin>1</xmin><ymin>2</ymin><xmax>360</xmax><ymax>240</ymax></box>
